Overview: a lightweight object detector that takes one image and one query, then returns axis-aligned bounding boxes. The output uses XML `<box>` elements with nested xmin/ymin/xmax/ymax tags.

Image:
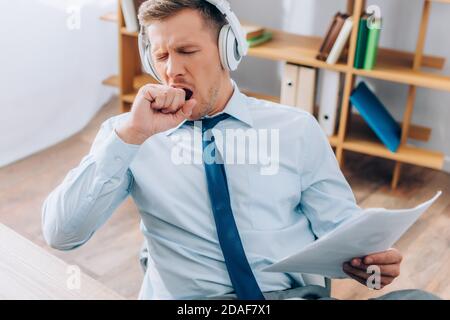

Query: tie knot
<box><xmin>185</xmin><ymin>113</ymin><xmax>230</xmax><ymax>131</ymax></box>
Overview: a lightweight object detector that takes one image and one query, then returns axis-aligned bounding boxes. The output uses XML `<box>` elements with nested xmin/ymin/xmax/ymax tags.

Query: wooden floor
<box><xmin>0</xmin><ymin>97</ymin><xmax>449</xmax><ymax>300</ymax></box>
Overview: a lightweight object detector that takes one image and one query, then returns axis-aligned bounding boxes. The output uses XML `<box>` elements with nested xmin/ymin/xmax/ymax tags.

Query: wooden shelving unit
<box><xmin>102</xmin><ymin>0</ymin><xmax>449</xmax><ymax>187</ymax></box>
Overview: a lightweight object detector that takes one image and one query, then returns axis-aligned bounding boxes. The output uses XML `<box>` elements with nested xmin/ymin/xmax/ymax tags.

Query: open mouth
<box><xmin>183</xmin><ymin>88</ymin><xmax>193</xmax><ymax>101</ymax></box>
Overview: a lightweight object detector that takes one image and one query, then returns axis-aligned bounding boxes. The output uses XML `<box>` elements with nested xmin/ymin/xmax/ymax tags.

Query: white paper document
<box><xmin>262</xmin><ymin>191</ymin><xmax>442</xmax><ymax>278</ymax></box>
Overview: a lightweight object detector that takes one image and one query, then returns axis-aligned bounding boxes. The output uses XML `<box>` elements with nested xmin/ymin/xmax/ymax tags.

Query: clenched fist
<box><xmin>116</xmin><ymin>84</ymin><xmax>197</xmax><ymax>145</ymax></box>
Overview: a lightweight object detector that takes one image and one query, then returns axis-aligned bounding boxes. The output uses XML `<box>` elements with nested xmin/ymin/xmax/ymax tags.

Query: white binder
<box><xmin>295</xmin><ymin>66</ymin><xmax>316</xmax><ymax>114</ymax></box>
<box><xmin>317</xmin><ymin>70</ymin><xmax>342</xmax><ymax>136</ymax></box>
<box><xmin>326</xmin><ymin>17</ymin><xmax>354</xmax><ymax>65</ymax></box>
<box><xmin>121</xmin><ymin>0</ymin><xmax>139</xmax><ymax>33</ymax></box>
<box><xmin>280</xmin><ymin>63</ymin><xmax>299</xmax><ymax>106</ymax></box>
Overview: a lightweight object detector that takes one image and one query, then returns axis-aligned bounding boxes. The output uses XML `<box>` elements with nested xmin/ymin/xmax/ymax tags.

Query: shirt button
<box><xmin>86</xmin><ymin>195</ymin><xmax>93</xmax><ymax>201</ymax></box>
<box><xmin>115</xmin><ymin>156</ymin><xmax>122</xmax><ymax>162</ymax></box>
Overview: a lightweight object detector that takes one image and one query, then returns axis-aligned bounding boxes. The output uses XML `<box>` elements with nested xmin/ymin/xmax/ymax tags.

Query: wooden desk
<box><xmin>0</xmin><ymin>224</ymin><xmax>124</xmax><ymax>300</ymax></box>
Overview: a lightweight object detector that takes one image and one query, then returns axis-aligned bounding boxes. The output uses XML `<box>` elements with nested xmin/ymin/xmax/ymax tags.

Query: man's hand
<box><xmin>342</xmin><ymin>248</ymin><xmax>403</xmax><ymax>289</ymax></box>
<box><xmin>116</xmin><ymin>84</ymin><xmax>197</xmax><ymax>145</ymax></box>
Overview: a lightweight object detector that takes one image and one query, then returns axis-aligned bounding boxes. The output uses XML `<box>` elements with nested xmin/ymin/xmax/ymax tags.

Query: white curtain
<box><xmin>0</xmin><ymin>0</ymin><xmax>118</xmax><ymax>167</ymax></box>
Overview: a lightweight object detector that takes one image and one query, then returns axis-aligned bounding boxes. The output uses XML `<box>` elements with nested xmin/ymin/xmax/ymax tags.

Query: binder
<box><xmin>317</xmin><ymin>13</ymin><xmax>349</xmax><ymax>62</ymax></box>
<box><xmin>121</xmin><ymin>0</ymin><xmax>145</xmax><ymax>32</ymax></box>
<box><xmin>317</xmin><ymin>70</ymin><xmax>342</xmax><ymax>136</ymax></box>
<box><xmin>350</xmin><ymin>81</ymin><xmax>401</xmax><ymax>152</ymax></box>
<box><xmin>354</xmin><ymin>14</ymin><xmax>370</xmax><ymax>69</ymax></box>
<box><xmin>363</xmin><ymin>18</ymin><xmax>382</xmax><ymax>70</ymax></box>
<box><xmin>280</xmin><ymin>63</ymin><xmax>299</xmax><ymax>106</ymax></box>
<box><xmin>326</xmin><ymin>16</ymin><xmax>354</xmax><ymax>65</ymax></box>
<box><xmin>295</xmin><ymin>66</ymin><xmax>316</xmax><ymax>114</ymax></box>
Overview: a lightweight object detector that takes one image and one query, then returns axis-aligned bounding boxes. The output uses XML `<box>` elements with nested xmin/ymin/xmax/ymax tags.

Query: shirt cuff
<box><xmin>93</xmin><ymin>129</ymin><xmax>141</xmax><ymax>178</ymax></box>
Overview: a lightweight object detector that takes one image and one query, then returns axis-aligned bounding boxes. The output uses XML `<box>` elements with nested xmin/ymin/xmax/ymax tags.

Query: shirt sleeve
<box><xmin>299</xmin><ymin>114</ymin><xmax>363</xmax><ymax>238</ymax></box>
<box><xmin>42</xmin><ymin>115</ymin><xmax>140</xmax><ymax>250</ymax></box>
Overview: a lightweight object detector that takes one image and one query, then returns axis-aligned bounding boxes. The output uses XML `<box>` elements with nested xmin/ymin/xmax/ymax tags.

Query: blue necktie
<box><xmin>185</xmin><ymin>114</ymin><xmax>265</xmax><ymax>300</ymax></box>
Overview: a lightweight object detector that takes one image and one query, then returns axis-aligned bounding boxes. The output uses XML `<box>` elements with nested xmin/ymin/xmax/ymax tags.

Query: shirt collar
<box><xmin>165</xmin><ymin>79</ymin><xmax>253</xmax><ymax>136</ymax></box>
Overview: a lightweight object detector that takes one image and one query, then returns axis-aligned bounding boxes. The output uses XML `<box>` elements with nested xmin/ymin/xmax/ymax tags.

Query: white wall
<box><xmin>0</xmin><ymin>0</ymin><xmax>118</xmax><ymax>167</ymax></box>
<box><xmin>230</xmin><ymin>0</ymin><xmax>450</xmax><ymax>172</ymax></box>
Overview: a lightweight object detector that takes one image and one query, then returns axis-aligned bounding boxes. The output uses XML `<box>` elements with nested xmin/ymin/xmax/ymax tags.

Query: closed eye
<box><xmin>180</xmin><ymin>50</ymin><xmax>198</xmax><ymax>55</ymax></box>
<box><xmin>155</xmin><ymin>50</ymin><xmax>199</xmax><ymax>61</ymax></box>
<box><xmin>155</xmin><ymin>54</ymin><xmax>168</xmax><ymax>61</ymax></box>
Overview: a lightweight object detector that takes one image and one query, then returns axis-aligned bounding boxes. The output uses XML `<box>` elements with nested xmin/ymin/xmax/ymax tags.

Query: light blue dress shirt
<box><xmin>42</xmin><ymin>81</ymin><xmax>362</xmax><ymax>299</ymax></box>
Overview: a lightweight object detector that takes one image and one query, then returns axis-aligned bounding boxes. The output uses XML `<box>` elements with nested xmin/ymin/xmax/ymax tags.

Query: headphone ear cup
<box><xmin>145</xmin><ymin>47</ymin><xmax>162</xmax><ymax>83</ymax></box>
<box><xmin>218</xmin><ymin>24</ymin><xmax>242</xmax><ymax>71</ymax></box>
<box><xmin>139</xmin><ymin>32</ymin><xmax>162</xmax><ymax>83</ymax></box>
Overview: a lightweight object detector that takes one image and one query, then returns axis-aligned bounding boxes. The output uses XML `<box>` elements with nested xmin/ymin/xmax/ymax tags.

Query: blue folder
<box><xmin>350</xmin><ymin>82</ymin><xmax>401</xmax><ymax>152</ymax></box>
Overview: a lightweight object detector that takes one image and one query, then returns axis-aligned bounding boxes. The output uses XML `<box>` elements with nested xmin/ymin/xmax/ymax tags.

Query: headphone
<box><xmin>138</xmin><ymin>0</ymin><xmax>248</xmax><ymax>83</ymax></box>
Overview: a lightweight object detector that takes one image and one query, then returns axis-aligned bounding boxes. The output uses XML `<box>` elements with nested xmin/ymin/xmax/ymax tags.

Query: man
<box><xmin>42</xmin><ymin>0</ymin><xmax>438</xmax><ymax>300</ymax></box>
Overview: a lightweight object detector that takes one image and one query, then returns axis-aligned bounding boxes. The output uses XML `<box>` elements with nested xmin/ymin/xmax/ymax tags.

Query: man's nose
<box><xmin>165</xmin><ymin>56</ymin><xmax>185</xmax><ymax>80</ymax></box>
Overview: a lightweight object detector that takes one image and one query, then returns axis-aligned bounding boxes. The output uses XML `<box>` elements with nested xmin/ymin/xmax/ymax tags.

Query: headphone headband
<box><xmin>204</xmin><ymin>0</ymin><xmax>248</xmax><ymax>56</ymax></box>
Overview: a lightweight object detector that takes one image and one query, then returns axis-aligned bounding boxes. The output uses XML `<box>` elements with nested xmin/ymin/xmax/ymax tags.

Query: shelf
<box><xmin>100</xmin><ymin>12</ymin><xmax>118</xmax><ymax>22</ymax></box>
<box><xmin>343</xmin><ymin>116</ymin><xmax>443</xmax><ymax>169</ymax></box>
<box><xmin>122</xmin><ymin>93</ymin><xmax>136</xmax><ymax>104</ymax></box>
<box><xmin>133</xmin><ymin>73</ymin><xmax>158</xmax><ymax>88</ymax></box>
<box><xmin>249</xmin><ymin>29</ymin><xmax>447</xmax><ymax>74</ymax></box>
<box><xmin>376</xmin><ymin>47</ymin><xmax>445</xmax><ymax>70</ymax></box>
<box><xmin>102</xmin><ymin>75</ymin><xmax>119</xmax><ymax>87</ymax></box>
<box><xmin>429</xmin><ymin>0</ymin><xmax>450</xmax><ymax>3</ymax></box>
<box><xmin>343</xmin><ymin>136</ymin><xmax>444</xmax><ymax>170</ymax></box>
<box><xmin>352</xmin><ymin>54</ymin><xmax>450</xmax><ymax>92</ymax></box>
<box><xmin>328</xmin><ymin>135</ymin><xmax>339</xmax><ymax>147</ymax></box>
<box><xmin>350</xmin><ymin>113</ymin><xmax>431</xmax><ymax>142</ymax></box>
<box><xmin>121</xmin><ymin>27</ymin><xmax>139</xmax><ymax>37</ymax></box>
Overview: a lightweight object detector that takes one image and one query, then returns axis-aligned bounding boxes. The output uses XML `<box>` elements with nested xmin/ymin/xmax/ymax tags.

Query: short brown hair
<box><xmin>138</xmin><ymin>0</ymin><xmax>227</xmax><ymax>38</ymax></box>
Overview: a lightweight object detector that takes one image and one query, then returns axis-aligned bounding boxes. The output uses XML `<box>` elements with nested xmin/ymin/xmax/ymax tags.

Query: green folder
<box><xmin>247</xmin><ymin>32</ymin><xmax>273</xmax><ymax>48</ymax></box>
<box><xmin>354</xmin><ymin>16</ymin><xmax>369</xmax><ymax>69</ymax></box>
<box><xmin>363</xmin><ymin>18</ymin><xmax>382</xmax><ymax>70</ymax></box>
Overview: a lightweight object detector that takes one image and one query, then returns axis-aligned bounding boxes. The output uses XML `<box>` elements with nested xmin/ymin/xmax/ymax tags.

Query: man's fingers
<box><xmin>172</xmin><ymin>92</ymin><xmax>184</xmax><ymax>111</ymax></box>
<box><xmin>349</xmin><ymin>259</ymin><xmax>401</xmax><ymax>277</ymax></box>
<box><xmin>343</xmin><ymin>263</ymin><xmax>395</xmax><ymax>286</ymax></box>
<box><xmin>162</xmin><ymin>90</ymin><xmax>184</xmax><ymax>113</ymax></box>
<box><xmin>343</xmin><ymin>263</ymin><xmax>370</xmax><ymax>280</ymax></box>
<box><xmin>343</xmin><ymin>270</ymin><xmax>368</xmax><ymax>286</ymax></box>
<box><xmin>364</xmin><ymin>248</ymin><xmax>402</xmax><ymax>265</ymax></box>
<box><xmin>164</xmin><ymin>91</ymin><xmax>176</xmax><ymax>110</ymax></box>
<box><xmin>344</xmin><ymin>270</ymin><xmax>387</xmax><ymax>290</ymax></box>
<box><xmin>167</xmin><ymin>98</ymin><xmax>196</xmax><ymax>120</ymax></box>
<box><xmin>152</xmin><ymin>93</ymin><xmax>167</xmax><ymax>110</ymax></box>
<box><xmin>141</xmin><ymin>87</ymin><xmax>155</xmax><ymax>103</ymax></box>
<box><xmin>161</xmin><ymin>95</ymin><xmax>179</xmax><ymax>114</ymax></box>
